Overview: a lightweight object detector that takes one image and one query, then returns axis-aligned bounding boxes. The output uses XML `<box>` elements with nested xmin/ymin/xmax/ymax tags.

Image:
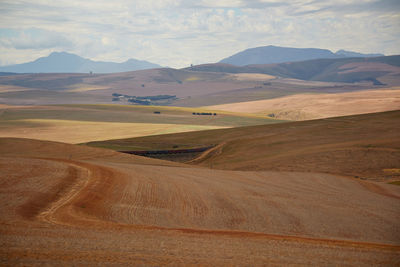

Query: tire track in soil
<box><xmin>25</xmin><ymin>158</ymin><xmax>400</xmax><ymax>253</ymax></box>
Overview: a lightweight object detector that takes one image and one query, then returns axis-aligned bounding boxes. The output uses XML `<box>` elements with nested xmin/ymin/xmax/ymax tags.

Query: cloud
<box><xmin>0</xmin><ymin>0</ymin><xmax>399</xmax><ymax>67</ymax></box>
<box><xmin>0</xmin><ymin>28</ymin><xmax>73</xmax><ymax>50</ymax></box>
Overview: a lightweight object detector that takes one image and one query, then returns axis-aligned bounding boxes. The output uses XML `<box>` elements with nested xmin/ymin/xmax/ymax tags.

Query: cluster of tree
<box><xmin>112</xmin><ymin>93</ymin><xmax>177</xmax><ymax>105</ymax></box>
<box><xmin>128</xmin><ymin>98</ymin><xmax>151</xmax><ymax>105</ymax></box>
<box><xmin>192</xmin><ymin>112</ymin><xmax>217</xmax><ymax>116</ymax></box>
<box><xmin>135</xmin><ymin>95</ymin><xmax>176</xmax><ymax>101</ymax></box>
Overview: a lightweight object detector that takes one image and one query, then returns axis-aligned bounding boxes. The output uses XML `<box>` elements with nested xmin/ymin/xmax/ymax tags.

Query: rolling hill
<box><xmin>1</xmin><ymin>44</ymin><xmax>400</xmax><ymax>266</ymax></box>
<box><xmin>0</xmin><ymin>52</ymin><xmax>161</xmax><ymax>73</ymax></box>
<box><xmin>88</xmin><ymin>110</ymin><xmax>400</xmax><ymax>181</ymax></box>
<box><xmin>0</xmin><ymin>64</ymin><xmax>394</xmax><ymax>107</ymax></box>
<box><xmin>205</xmin><ymin>89</ymin><xmax>400</xmax><ymax>120</ymax></box>
<box><xmin>0</xmin><ymin>104</ymin><xmax>282</xmax><ymax>143</ymax></box>
<box><xmin>190</xmin><ymin>55</ymin><xmax>400</xmax><ymax>84</ymax></box>
<box><xmin>219</xmin><ymin>45</ymin><xmax>384</xmax><ymax>66</ymax></box>
<box><xmin>1</xmin><ymin>125</ymin><xmax>399</xmax><ymax>265</ymax></box>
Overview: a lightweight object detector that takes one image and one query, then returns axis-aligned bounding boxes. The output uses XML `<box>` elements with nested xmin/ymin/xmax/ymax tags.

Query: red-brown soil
<box><xmin>1</xmin><ymin>137</ymin><xmax>399</xmax><ymax>265</ymax></box>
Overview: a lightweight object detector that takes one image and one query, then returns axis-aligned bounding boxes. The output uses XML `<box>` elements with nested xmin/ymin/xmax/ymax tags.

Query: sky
<box><xmin>0</xmin><ymin>0</ymin><xmax>399</xmax><ymax>68</ymax></box>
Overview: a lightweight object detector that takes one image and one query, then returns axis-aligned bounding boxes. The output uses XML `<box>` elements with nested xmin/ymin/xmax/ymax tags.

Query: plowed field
<box><xmin>1</xmin><ymin>138</ymin><xmax>399</xmax><ymax>265</ymax></box>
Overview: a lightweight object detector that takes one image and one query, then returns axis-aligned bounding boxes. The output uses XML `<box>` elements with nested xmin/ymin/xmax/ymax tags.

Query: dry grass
<box><xmin>183</xmin><ymin>76</ymin><xmax>201</xmax><ymax>81</ymax></box>
<box><xmin>205</xmin><ymin>89</ymin><xmax>400</xmax><ymax>120</ymax></box>
<box><xmin>228</xmin><ymin>73</ymin><xmax>275</xmax><ymax>81</ymax></box>
<box><xmin>66</xmin><ymin>83</ymin><xmax>110</xmax><ymax>92</ymax></box>
<box><xmin>0</xmin><ymin>104</ymin><xmax>279</xmax><ymax>143</ymax></box>
<box><xmin>0</xmin><ymin>119</ymin><xmax>224</xmax><ymax>143</ymax></box>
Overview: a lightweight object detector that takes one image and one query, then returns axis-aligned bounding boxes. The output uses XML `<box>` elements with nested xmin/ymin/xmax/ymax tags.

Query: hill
<box><xmin>88</xmin><ymin>110</ymin><xmax>400</xmax><ymax>181</ymax></box>
<box><xmin>1</xmin><ymin>137</ymin><xmax>399</xmax><ymax>265</ymax></box>
<box><xmin>0</xmin><ymin>104</ymin><xmax>281</xmax><ymax>143</ymax></box>
<box><xmin>219</xmin><ymin>45</ymin><xmax>384</xmax><ymax>66</ymax></box>
<box><xmin>205</xmin><ymin>89</ymin><xmax>400</xmax><ymax>120</ymax></box>
<box><xmin>190</xmin><ymin>55</ymin><xmax>400</xmax><ymax>85</ymax></box>
<box><xmin>0</xmin><ymin>66</ymin><xmax>391</xmax><ymax>107</ymax></box>
<box><xmin>0</xmin><ymin>52</ymin><xmax>161</xmax><ymax>73</ymax></box>
<box><xmin>336</xmin><ymin>49</ymin><xmax>384</xmax><ymax>58</ymax></box>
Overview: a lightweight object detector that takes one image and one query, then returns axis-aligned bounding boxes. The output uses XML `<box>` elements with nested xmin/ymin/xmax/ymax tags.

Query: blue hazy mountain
<box><xmin>0</xmin><ymin>52</ymin><xmax>161</xmax><ymax>73</ymax></box>
<box><xmin>219</xmin><ymin>45</ymin><xmax>384</xmax><ymax>66</ymax></box>
<box><xmin>335</xmin><ymin>49</ymin><xmax>384</xmax><ymax>58</ymax></box>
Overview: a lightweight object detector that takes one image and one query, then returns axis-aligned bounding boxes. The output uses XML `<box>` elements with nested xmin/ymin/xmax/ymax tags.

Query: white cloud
<box><xmin>0</xmin><ymin>28</ymin><xmax>73</xmax><ymax>50</ymax></box>
<box><xmin>0</xmin><ymin>0</ymin><xmax>399</xmax><ymax>67</ymax></box>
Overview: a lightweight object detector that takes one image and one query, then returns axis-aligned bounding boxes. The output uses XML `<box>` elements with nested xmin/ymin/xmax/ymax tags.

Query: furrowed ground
<box><xmin>1</xmin><ymin>137</ymin><xmax>399</xmax><ymax>265</ymax></box>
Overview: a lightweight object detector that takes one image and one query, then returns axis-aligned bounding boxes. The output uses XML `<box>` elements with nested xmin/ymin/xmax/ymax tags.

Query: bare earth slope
<box><xmin>1</xmin><ymin>137</ymin><xmax>400</xmax><ymax>265</ymax></box>
<box><xmin>205</xmin><ymin>89</ymin><xmax>400</xmax><ymax>120</ymax></box>
<box><xmin>90</xmin><ymin>111</ymin><xmax>400</xmax><ymax>181</ymax></box>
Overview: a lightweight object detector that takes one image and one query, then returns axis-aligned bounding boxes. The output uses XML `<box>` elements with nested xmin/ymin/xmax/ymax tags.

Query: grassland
<box><xmin>0</xmin><ymin>119</ymin><xmax>224</xmax><ymax>143</ymax></box>
<box><xmin>0</xmin><ymin>104</ymin><xmax>282</xmax><ymax>143</ymax></box>
<box><xmin>65</xmin><ymin>83</ymin><xmax>110</xmax><ymax>92</ymax></box>
<box><xmin>228</xmin><ymin>73</ymin><xmax>275</xmax><ymax>81</ymax></box>
<box><xmin>205</xmin><ymin>89</ymin><xmax>400</xmax><ymax>120</ymax></box>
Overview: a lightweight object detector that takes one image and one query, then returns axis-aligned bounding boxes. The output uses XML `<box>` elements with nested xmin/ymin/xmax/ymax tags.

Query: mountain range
<box><xmin>188</xmin><ymin>55</ymin><xmax>400</xmax><ymax>84</ymax></box>
<box><xmin>0</xmin><ymin>46</ymin><xmax>387</xmax><ymax>74</ymax></box>
<box><xmin>219</xmin><ymin>46</ymin><xmax>384</xmax><ymax>66</ymax></box>
<box><xmin>0</xmin><ymin>52</ymin><xmax>161</xmax><ymax>73</ymax></box>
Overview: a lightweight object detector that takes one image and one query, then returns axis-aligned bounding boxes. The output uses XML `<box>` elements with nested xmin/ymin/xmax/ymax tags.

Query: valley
<box><xmin>88</xmin><ymin>110</ymin><xmax>400</xmax><ymax>182</ymax></box>
<box><xmin>1</xmin><ymin>52</ymin><xmax>399</xmax><ymax>266</ymax></box>
<box><xmin>1</xmin><ymin>55</ymin><xmax>400</xmax><ymax>109</ymax></box>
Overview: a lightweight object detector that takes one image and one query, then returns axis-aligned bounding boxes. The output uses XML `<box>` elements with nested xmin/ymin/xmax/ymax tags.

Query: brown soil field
<box><xmin>1</xmin><ymin>137</ymin><xmax>399</xmax><ymax>265</ymax></box>
<box><xmin>90</xmin><ymin>110</ymin><xmax>400</xmax><ymax>181</ymax></box>
<box><xmin>205</xmin><ymin>89</ymin><xmax>400</xmax><ymax>120</ymax></box>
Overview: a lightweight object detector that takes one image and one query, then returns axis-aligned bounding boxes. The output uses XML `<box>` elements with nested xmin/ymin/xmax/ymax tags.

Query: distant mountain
<box><xmin>0</xmin><ymin>52</ymin><xmax>161</xmax><ymax>73</ymax></box>
<box><xmin>188</xmin><ymin>55</ymin><xmax>400</xmax><ymax>84</ymax></box>
<box><xmin>219</xmin><ymin>45</ymin><xmax>384</xmax><ymax>66</ymax></box>
<box><xmin>335</xmin><ymin>49</ymin><xmax>384</xmax><ymax>58</ymax></box>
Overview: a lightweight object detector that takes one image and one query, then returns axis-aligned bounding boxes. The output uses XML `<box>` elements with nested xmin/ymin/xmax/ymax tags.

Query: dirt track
<box><xmin>1</xmin><ymin>138</ymin><xmax>400</xmax><ymax>265</ymax></box>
